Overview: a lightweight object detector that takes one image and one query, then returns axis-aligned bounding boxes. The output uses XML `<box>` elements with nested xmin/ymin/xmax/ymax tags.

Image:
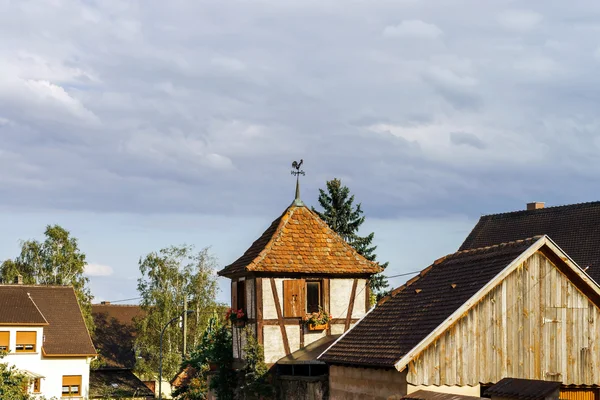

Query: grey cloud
<box><xmin>450</xmin><ymin>132</ymin><xmax>486</xmax><ymax>149</ymax></box>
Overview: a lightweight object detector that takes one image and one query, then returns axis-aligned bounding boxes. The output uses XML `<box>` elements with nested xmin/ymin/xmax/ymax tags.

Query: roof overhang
<box><xmin>392</xmin><ymin>235</ymin><xmax>600</xmax><ymax>372</ymax></box>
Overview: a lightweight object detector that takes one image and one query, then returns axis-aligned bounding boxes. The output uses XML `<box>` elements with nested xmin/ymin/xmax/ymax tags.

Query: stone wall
<box><xmin>329</xmin><ymin>365</ymin><xmax>407</xmax><ymax>400</ymax></box>
<box><xmin>277</xmin><ymin>375</ymin><xmax>329</xmax><ymax>400</ymax></box>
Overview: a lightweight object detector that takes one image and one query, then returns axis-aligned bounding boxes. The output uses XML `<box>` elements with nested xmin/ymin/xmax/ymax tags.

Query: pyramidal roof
<box><xmin>218</xmin><ymin>204</ymin><xmax>381</xmax><ymax>277</ymax></box>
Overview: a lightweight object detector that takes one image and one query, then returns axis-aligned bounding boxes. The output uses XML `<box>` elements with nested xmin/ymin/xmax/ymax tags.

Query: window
<box><xmin>16</xmin><ymin>331</ymin><xmax>36</xmax><ymax>353</ymax></box>
<box><xmin>33</xmin><ymin>378</ymin><xmax>40</xmax><ymax>393</ymax></box>
<box><xmin>306</xmin><ymin>281</ymin><xmax>322</xmax><ymax>313</ymax></box>
<box><xmin>236</xmin><ymin>280</ymin><xmax>246</xmax><ymax>312</ymax></box>
<box><xmin>283</xmin><ymin>280</ymin><xmax>305</xmax><ymax>317</ymax></box>
<box><xmin>0</xmin><ymin>331</ymin><xmax>8</xmax><ymax>352</ymax></box>
<box><xmin>62</xmin><ymin>375</ymin><xmax>81</xmax><ymax>397</ymax></box>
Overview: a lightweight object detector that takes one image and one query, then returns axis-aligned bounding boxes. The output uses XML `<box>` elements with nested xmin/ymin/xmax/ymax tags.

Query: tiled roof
<box><xmin>484</xmin><ymin>378</ymin><xmax>561</xmax><ymax>400</ymax></box>
<box><xmin>404</xmin><ymin>390</ymin><xmax>482</xmax><ymax>400</ymax></box>
<box><xmin>0</xmin><ymin>287</ymin><xmax>48</xmax><ymax>325</ymax></box>
<box><xmin>92</xmin><ymin>304</ymin><xmax>144</xmax><ymax>368</ymax></box>
<box><xmin>460</xmin><ymin>201</ymin><xmax>600</xmax><ymax>282</ymax></box>
<box><xmin>319</xmin><ymin>237</ymin><xmax>539</xmax><ymax>368</ymax></box>
<box><xmin>218</xmin><ymin>204</ymin><xmax>381</xmax><ymax>277</ymax></box>
<box><xmin>0</xmin><ymin>285</ymin><xmax>96</xmax><ymax>356</ymax></box>
<box><xmin>89</xmin><ymin>368</ymin><xmax>155</xmax><ymax>398</ymax></box>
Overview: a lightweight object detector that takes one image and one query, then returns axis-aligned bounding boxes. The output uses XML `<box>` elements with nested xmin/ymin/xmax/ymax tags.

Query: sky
<box><xmin>2</xmin><ymin>0</ymin><xmax>600</xmax><ymax>304</ymax></box>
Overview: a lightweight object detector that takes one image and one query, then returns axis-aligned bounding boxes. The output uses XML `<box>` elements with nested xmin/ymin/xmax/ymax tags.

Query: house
<box><xmin>90</xmin><ymin>302</ymin><xmax>158</xmax><ymax>398</ymax></box>
<box><xmin>217</xmin><ymin>185</ymin><xmax>380</xmax><ymax>396</ymax></box>
<box><xmin>460</xmin><ymin>201</ymin><xmax>600</xmax><ymax>283</ymax></box>
<box><xmin>320</xmin><ymin>235</ymin><xmax>600</xmax><ymax>399</ymax></box>
<box><xmin>0</xmin><ymin>284</ymin><xmax>97</xmax><ymax>398</ymax></box>
<box><xmin>89</xmin><ymin>368</ymin><xmax>155</xmax><ymax>399</ymax></box>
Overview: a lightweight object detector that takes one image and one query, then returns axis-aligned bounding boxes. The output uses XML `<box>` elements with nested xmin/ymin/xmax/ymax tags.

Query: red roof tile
<box><xmin>218</xmin><ymin>205</ymin><xmax>381</xmax><ymax>277</ymax></box>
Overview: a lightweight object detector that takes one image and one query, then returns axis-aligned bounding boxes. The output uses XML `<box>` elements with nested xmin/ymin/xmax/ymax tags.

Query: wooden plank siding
<box><xmin>407</xmin><ymin>251</ymin><xmax>600</xmax><ymax>386</ymax></box>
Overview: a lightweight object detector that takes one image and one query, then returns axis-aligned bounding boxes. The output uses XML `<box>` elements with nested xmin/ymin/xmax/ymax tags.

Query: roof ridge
<box><xmin>1</xmin><ymin>284</ymin><xmax>74</xmax><ymax>289</ymax></box>
<box><xmin>376</xmin><ymin>236</ymin><xmax>543</xmax><ymax>307</ymax></box>
<box><xmin>480</xmin><ymin>200</ymin><xmax>600</xmax><ymax>218</ymax></box>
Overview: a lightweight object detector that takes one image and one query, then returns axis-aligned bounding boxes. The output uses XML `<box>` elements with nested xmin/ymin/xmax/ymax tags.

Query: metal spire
<box><xmin>291</xmin><ymin>159</ymin><xmax>305</xmax><ymax>206</ymax></box>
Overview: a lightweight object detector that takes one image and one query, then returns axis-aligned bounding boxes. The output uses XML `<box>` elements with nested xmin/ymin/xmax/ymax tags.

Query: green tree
<box><xmin>0</xmin><ymin>225</ymin><xmax>94</xmax><ymax>333</ymax></box>
<box><xmin>238</xmin><ymin>328</ymin><xmax>273</xmax><ymax>400</ymax></box>
<box><xmin>134</xmin><ymin>245</ymin><xmax>220</xmax><ymax>382</ymax></box>
<box><xmin>0</xmin><ymin>352</ymin><xmax>30</xmax><ymax>399</ymax></box>
<box><xmin>313</xmin><ymin>178</ymin><xmax>389</xmax><ymax>298</ymax></box>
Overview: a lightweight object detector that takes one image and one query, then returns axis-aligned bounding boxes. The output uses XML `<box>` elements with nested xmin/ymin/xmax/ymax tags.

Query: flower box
<box><xmin>233</xmin><ymin>320</ymin><xmax>246</xmax><ymax>328</ymax></box>
<box><xmin>308</xmin><ymin>323</ymin><xmax>328</xmax><ymax>331</ymax></box>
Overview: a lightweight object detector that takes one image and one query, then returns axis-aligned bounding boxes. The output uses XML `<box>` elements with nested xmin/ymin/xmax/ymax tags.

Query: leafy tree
<box><xmin>238</xmin><ymin>328</ymin><xmax>273</xmax><ymax>400</ymax></box>
<box><xmin>313</xmin><ymin>178</ymin><xmax>389</xmax><ymax>299</ymax></box>
<box><xmin>134</xmin><ymin>245</ymin><xmax>219</xmax><ymax>382</ymax></box>
<box><xmin>0</xmin><ymin>225</ymin><xmax>94</xmax><ymax>333</ymax></box>
<box><xmin>0</xmin><ymin>352</ymin><xmax>30</xmax><ymax>399</ymax></box>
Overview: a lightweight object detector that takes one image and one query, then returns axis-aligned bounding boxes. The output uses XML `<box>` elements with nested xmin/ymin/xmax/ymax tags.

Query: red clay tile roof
<box><xmin>92</xmin><ymin>304</ymin><xmax>144</xmax><ymax>368</ymax></box>
<box><xmin>0</xmin><ymin>287</ymin><xmax>48</xmax><ymax>326</ymax></box>
<box><xmin>0</xmin><ymin>285</ymin><xmax>97</xmax><ymax>356</ymax></box>
<box><xmin>460</xmin><ymin>201</ymin><xmax>600</xmax><ymax>282</ymax></box>
<box><xmin>319</xmin><ymin>237</ymin><xmax>540</xmax><ymax>368</ymax></box>
<box><xmin>218</xmin><ymin>204</ymin><xmax>381</xmax><ymax>277</ymax></box>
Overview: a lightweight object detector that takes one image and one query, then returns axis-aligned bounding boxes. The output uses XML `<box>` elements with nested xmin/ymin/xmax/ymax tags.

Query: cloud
<box><xmin>498</xmin><ymin>10</ymin><xmax>543</xmax><ymax>31</ymax></box>
<box><xmin>450</xmin><ymin>132</ymin><xmax>486</xmax><ymax>149</ymax></box>
<box><xmin>85</xmin><ymin>263</ymin><xmax>114</xmax><ymax>277</ymax></box>
<box><xmin>383</xmin><ymin>20</ymin><xmax>443</xmax><ymax>39</ymax></box>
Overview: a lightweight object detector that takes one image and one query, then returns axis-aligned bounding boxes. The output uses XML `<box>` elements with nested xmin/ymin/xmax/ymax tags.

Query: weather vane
<box><xmin>291</xmin><ymin>159</ymin><xmax>305</xmax><ymax>205</ymax></box>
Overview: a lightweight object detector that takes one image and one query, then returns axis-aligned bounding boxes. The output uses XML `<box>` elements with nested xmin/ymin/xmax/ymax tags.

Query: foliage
<box><xmin>305</xmin><ymin>307</ymin><xmax>332</xmax><ymax>326</ymax></box>
<box><xmin>0</xmin><ymin>352</ymin><xmax>30</xmax><ymax>400</ymax></box>
<box><xmin>0</xmin><ymin>225</ymin><xmax>95</xmax><ymax>333</ymax></box>
<box><xmin>237</xmin><ymin>328</ymin><xmax>273</xmax><ymax>400</ymax></box>
<box><xmin>313</xmin><ymin>178</ymin><xmax>390</xmax><ymax>299</ymax></box>
<box><xmin>225</xmin><ymin>308</ymin><xmax>247</xmax><ymax>325</ymax></box>
<box><xmin>134</xmin><ymin>245</ymin><xmax>220</xmax><ymax>381</ymax></box>
<box><xmin>174</xmin><ymin>315</ymin><xmax>236</xmax><ymax>400</ymax></box>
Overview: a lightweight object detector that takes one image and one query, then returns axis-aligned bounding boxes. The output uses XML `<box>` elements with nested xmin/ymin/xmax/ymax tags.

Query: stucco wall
<box><xmin>329</xmin><ymin>365</ymin><xmax>407</xmax><ymax>400</ymax></box>
<box><xmin>330</xmin><ymin>279</ymin><xmax>367</xmax><ymax>319</ymax></box>
<box><xmin>245</xmin><ymin>278</ymin><xmax>255</xmax><ymax>319</ymax></box>
<box><xmin>264</xmin><ymin>325</ymin><xmax>301</xmax><ymax>364</ymax></box>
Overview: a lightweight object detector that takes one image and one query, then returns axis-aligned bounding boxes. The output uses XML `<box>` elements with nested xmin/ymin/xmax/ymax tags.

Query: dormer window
<box><xmin>0</xmin><ymin>331</ymin><xmax>8</xmax><ymax>352</ymax></box>
<box><xmin>16</xmin><ymin>331</ymin><xmax>36</xmax><ymax>353</ymax></box>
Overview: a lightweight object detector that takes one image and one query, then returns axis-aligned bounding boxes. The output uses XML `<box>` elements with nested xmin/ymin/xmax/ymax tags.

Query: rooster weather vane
<box><xmin>291</xmin><ymin>159</ymin><xmax>305</xmax><ymax>206</ymax></box>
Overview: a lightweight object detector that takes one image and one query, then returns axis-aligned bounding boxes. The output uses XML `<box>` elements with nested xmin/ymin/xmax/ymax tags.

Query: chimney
<box><xmin>14</xmin><ymin>274</ymin><xmax>23</xmax><ymax>285</ymax></box>
<box><xmin>527</xmin><ymin>202</ymin><xmax>545</xmax><ymax>211</ymax></box>
<box><xmin>101</xmin><ymin>301</ymin><xmax>111</xmax><ymax>305</ymax></box>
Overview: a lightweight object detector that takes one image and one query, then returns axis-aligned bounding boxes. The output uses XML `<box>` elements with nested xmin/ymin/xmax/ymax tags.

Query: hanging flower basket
<box><xmin>305</xmin><ymin>307</ymin><xmax>332</xmax><ymax>332</ymax></box>
<box><xmin>226</xmin><ymin>308</ymin><xmax>247</xmax><ymax>328</ymax></box>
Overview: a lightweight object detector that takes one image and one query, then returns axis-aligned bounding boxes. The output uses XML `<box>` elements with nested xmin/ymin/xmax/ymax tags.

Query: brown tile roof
<box><xmin>0</xmin><ymin>285</ymin><xmax>97</xmax><ymax>356</ymax></box>
<box><xmin>218</xmin><ymin>204</ymin><xmax>381</xmax><ymax>277</ymax></box>
<box><xmin>92</xmin><ymin>304</ymin><xmax>144</xmax><ymax>369</ymax></box>
<box><xmin>319</xmin><ymin>237</ymin><xmax>540</xmax><ymax>368</ymax></box>
<box><xmin>484</xmin><ymin>378</ymin><xmax>561</xmax><ymax>400</ymax></box>
<box><xmin>90</xmin><ymin>368</ymin><xmax>155</xmax><ymax>399</ymax></box>
<box><xmin>460</xmin><ymin>201</ymin><xmax>600</xmax><ymax>282</ymax></box>
<box><xmin>0</xmin><ymin>287</ymin><xmax>48</xmax><ymax>326</ymax></box>
<box><xmin>403</xmin><ymin>390</ymin><xmax>482</xmax><ymax>400</ymax></box>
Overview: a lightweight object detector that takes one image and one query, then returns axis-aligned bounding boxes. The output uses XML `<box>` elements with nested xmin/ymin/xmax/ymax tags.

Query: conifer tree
<box><xmin>313</xmin><ymin>178</ymin><xmax>389</xmax><ymax>299</ymax></box>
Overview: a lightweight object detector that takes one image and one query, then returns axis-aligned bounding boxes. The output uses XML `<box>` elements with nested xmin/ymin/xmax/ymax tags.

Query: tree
<box><xmin>237</xmin><ymin>328</ymin><xmax>273</xmax><ymax>400</ymax></box>
<box><xmin>313</xmin><ymin>178</ymin><xmax>389</xmax><ymax>299</ymax></box>
<box><xmin>134</xmin><ymin>245</ymin><xmax>220</xmax><ymax>382</ymax></box>
<box><xmin>0</xmin><ymin>225</ymin><xmax>94</xmax><ymax>333</ymax></box>
<box><xmin>0</xmin><ymin>352</ymin><xmax>30</xmax><ymax>400</ymax></box>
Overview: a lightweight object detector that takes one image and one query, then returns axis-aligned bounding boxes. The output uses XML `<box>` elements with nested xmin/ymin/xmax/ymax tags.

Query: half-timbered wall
<box><xmin>407</xmin><ymin>251</ymin><xmax>600</xmax><ymax>386</ymax></box>
<box><xmin>232</xmin><ymin>278</ymin><xmax>255</xmax><ymax>358</ymax></box>
<box><xmin>261</xmin><ymin>277</ymin><xmax>369</xmax><ymax>364</ymax></box>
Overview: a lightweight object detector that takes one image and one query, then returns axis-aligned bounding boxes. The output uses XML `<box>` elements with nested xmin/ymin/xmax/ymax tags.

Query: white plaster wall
<box><xmin>330</xmin><ymin>279</ymin><xmax>367</xmax><ymax>319</ymax></box>
<box><xmin>232</xmin><ymin>324</ymin><xmax>252</xmax><ymax>359</ymax></box>
<box><xmin>245</xmin><ymin>278</ymin><xmax>255</xmax><ymax>319</ymax></box>
<box><xmin>263</xmin><ymin>325</ymin><xmax>300</xmax><ymax>364</ymax></box>
<box><xmin>303</xmin><ymin>327</ymin><xmax>326</xmax><ymax>347</ymax></box>
<box><xmin>262</xmin><ymin>278</ymin><xmax>284</xmax><ymax>320</ymax></box>
<box><xmin>407</xmin><ymin>384</ymin><xmax>481</xmax><ymax>396</ymax></box>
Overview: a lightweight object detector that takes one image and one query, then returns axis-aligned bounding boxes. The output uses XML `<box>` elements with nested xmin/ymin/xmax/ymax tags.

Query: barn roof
<box><xmin>319</xmin><ymin>235</ymin><xmax>599</xmax><ymax>369</ymax></box>
<box><xmin>460</xmin><ymin>200</ymin><xmax>600</xmax><ymax>283</ymax></box>
<box><xmin>217</xmin><ymin>203</ymin><xmax>380</xmax><ymax>277</ymax></box>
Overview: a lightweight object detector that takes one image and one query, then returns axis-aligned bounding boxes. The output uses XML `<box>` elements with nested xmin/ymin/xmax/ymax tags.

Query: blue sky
<box><xmin>2</xmin><ymin>0</ymin><xmax>600</xmax><ymax>303</ymax></box>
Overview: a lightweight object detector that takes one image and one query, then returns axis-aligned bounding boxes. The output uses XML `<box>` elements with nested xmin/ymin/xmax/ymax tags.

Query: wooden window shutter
<box><xmin>62</xmin><ymin>375</ymin><xmax>82</xmax><ymax>386</ymax></box>
<box><xmin>0</xmin><ymin>331</ymin><xmax>8</xmax><ymax>348</ymax></box>
<box><xmin>232</xmin><ymin>281</ymin><xmax>238</xmax><ymax>310</ymax></box>
<box><xmin>16</xmin><ymin>331</ymin><xmax>36</xmax><ymax>345</ymax></box>
<box><xmin>283</xmin><ymin>279</ymin><xmax>305</xmax><ymax>317</ymax></box>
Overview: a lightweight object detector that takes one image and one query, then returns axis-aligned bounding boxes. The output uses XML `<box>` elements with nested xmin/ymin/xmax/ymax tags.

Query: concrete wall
<box><xmin>277</xmin><ymin>375</ymin><xmax>329</xmax><ymax>400</ymax></box>
<box><xmin>329</xmin><ymin>365</ymin><xmax>407</xmax><ymax>400</ymax></box>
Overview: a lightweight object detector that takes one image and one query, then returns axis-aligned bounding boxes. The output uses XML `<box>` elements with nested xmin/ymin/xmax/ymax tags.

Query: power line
<box><xmin>384</xmin><ymin>270</ymin><xmax>421</xmax><ymax>279</ymax></box>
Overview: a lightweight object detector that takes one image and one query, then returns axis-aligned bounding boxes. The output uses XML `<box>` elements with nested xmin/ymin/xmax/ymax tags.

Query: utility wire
<box><xmin>384</xmin><ymin>270</ymin><xmax>421</xmax><ymax>279</ymax></box>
